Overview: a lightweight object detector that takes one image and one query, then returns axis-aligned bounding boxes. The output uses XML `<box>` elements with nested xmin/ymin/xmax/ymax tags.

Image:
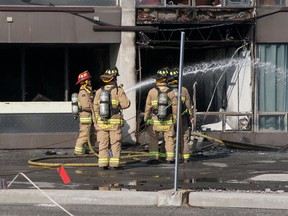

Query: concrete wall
<box><xmin>116</xmin><ymin>0</ymin><xmax>137</xmax><ymax>143</ymax></box>
<box><xmin>0</xmin><ymin>7</ymin><xmax>121</xmax><ymax>43</ymax></box>
<box><xmin>256</xmin><ymin>11</ymin><xmax>288</xmax><ymax>43</ymax></box>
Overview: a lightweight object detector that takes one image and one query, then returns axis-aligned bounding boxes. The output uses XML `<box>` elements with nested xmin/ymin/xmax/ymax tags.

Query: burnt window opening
<box><xmin>0</xmin><ymin>44</ymin><xmax>109</xmax><ymax>102</ymax></box>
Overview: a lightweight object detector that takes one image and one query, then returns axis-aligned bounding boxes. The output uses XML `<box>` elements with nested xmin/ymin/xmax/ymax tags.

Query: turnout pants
<box><xmin>96</xmin><ymin>124</ymin><xmax>122</xmax><ymax>168</ymax></box>
<box><xmin>148</xmin><ymin>124</ymin><xmax>175</xmax><ymax>161</ymax></box>
<box><xmin>75</xmin><ymin>123</ymin><xmax>96</xmax><ymax>153</ymax></box>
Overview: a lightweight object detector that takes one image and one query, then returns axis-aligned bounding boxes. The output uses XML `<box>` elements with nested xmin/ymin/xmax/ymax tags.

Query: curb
<box><xmin>0</xmin><ymin>189</ymin><xmax>186</xmax><ymax>206</ymax></box>
<box><xmin>189</xmin><ymin>191</ymin><xmax>288</xmax><ymax>209</ymax></box>
<box><xmin>0</xmin><ymin>189</ymin><xmax>158</xmax><ymax>206</ymax></box>
<box><xmin>2</xmin><ymin>189</ymin><xmax>288</xmax><ymax>209</ymax></box>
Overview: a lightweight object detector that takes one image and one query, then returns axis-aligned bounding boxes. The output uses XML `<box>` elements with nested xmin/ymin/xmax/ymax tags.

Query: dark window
<box><xmin>0</xmin><ymin>46</ymin><xmax>22</xmax><ymax>101</ymax></box>
<box><xmin>0</xmin><ymin>44</ymin><xmax>109</xmax><ymax>102</ymax></box>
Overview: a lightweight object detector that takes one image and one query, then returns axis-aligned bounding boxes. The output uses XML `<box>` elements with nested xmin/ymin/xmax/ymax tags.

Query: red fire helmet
<box><xmin>76</xmin><ymin>70</ymin><xmax>91</xmax><ymax>85</ymax></box>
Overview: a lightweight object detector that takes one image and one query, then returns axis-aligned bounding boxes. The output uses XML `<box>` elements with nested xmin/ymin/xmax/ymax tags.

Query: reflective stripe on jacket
<box><xmin>80</xmin><ymin>116</ymin><xmax>92</xmax><ymax>123</ymax></box>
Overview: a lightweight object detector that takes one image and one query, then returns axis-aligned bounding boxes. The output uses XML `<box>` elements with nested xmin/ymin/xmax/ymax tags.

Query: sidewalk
<box><xmin>1</xmin><ymin>148</ymin><xmax>288</xmax><ymax>209</ymax></box>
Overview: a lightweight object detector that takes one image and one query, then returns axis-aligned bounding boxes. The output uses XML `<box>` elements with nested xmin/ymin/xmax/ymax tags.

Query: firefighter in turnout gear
<box><xmin>74</xmin><ymin>70</ymin><xmax>97</xmax><ymax>155</ymax></box>
<box><xmin>167</xmin><ymin>68</ymin><xmax>194</xmax><ymax>163</ymax></box>
<box><xmin>93</xmin><ymin>67</ymin><xmax>130</xmax><ymax>170</ymax></box>
<box><xmin>144</xmin><ymin>68</ymin><xmax>178</xmax><ymax>164</ymax></box>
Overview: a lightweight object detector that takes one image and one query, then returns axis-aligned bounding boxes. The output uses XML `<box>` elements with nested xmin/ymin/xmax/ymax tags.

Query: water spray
<box><xmin>204</xmin><ymin>42</ymin><xmax>249</xmax><ymax>117</ymax></box>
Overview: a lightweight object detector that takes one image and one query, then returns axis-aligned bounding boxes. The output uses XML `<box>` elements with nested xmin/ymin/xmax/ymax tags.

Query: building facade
<box><xmin>0</xmin><ymin>0</ymin><xmax>136</xmax><ymax>148</ymax></box>
<box><xmin>0</xmin><ymin>0</ymin><xmax>287</xmax><ymax>148</ymax></box>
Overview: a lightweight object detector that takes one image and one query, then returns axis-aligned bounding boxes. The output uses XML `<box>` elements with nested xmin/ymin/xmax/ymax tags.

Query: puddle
<box><xmin>253</xmin><ymin>160</ymin><xmax>276</xmax><ymax>164</ymax></box>
<box><xmin>249</xmin><ymin>174</ymin><xmax>288</xmax><ymax>182</ymax></box>
<box><xmin>94</xmin><ymin>180</ymin><xmax>140</xmax><ymax>191</ymax></box>
<box><xmin>202</xmin><ymin>162</ymin><xmax>228</xmax><ymax>168</ymax></box>
<box><xmin>184</xmin><ymin>177</ymin><xmax>223</xmax><ymax>183</ymax></box>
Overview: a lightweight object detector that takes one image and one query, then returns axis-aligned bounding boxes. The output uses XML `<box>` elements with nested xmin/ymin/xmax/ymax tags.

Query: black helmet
<box><xmin>167</xmin><ymin>67</ymin><xmax>179</xmax><ymax>83</ymax></box>
<box><xmin>100</xmin><ymin>67</ymin><xmax>119</xmax><ymax>83</ymax></box>
<box><xmin>154</xmin><ymin>67</ymin><xmax>169</xmax><ymax>81</ymax></box>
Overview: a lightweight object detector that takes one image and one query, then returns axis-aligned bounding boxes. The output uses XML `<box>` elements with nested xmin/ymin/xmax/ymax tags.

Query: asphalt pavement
<box><xmin>1</xmin><ymin>143</ymin><xmax>288</xmax><ymax>209</ymax></box>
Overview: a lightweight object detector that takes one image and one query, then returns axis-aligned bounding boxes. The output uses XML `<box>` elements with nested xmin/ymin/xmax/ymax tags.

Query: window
<box><xmin>166</xmin><ymin>0</ymin><xmax>189</xmax><ymax>5</ymax></box>
<box><xmin>257</xmin><ymin>0</ymin><xmax>284</xmax><ymax>7</ymax></box>
<box><xmin>226</xmin><ymin>0</ymin><xmax>250</xmax><ymax>6</ymax></box>
<box><xmin>0</xmin><ymin>0</ymin><xmax>118</xmax><ymax>6</ymax></box>
<box><xmin>137</xmin><ymin>0</ymin><xmax>252</xmax><ymax>6</ymax></box>
<box><xmin>258</xmin><ymin>44</ymin><xmax>288</xmax><ymax>131</ymax></box>
<box><xmin>137</xmin><ymin>0</ymin><xmax>165</xmax><ymax>6</ymax></box>
<box><xmin>137</xmin><ymin>0</ymin><xmax>190</xmax><ymax>6</ymax></box>
<box><xmin>0</xmin><ymin>45</ymin><xmax>109</xmax><ymax>102</ymax></box>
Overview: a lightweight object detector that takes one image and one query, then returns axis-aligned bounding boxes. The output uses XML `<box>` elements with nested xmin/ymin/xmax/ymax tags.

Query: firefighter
<box><xmin>167</xmin><ymin>67</ymin><xmax>194</xmax><ymax>163</ymax></box>
<box><xmin>144</xmin><ymin>67</ymin><xmax>177</xmax><ymax>164</ymax></box>
<box><xmin>93</xmin><ymin>67</ymin><xmax>130</xmax><ymax>170</ymax></box>
<box><xmin>74</xmin><ymin>70</ymin><xmax>97</xmax><ymax>155</ymax></box>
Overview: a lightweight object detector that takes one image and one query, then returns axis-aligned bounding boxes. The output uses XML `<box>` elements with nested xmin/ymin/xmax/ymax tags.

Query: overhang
<box><xmin>0</xmin><ymin>6</ymin><xmax>121</xmax><ymax>43</ymax></box>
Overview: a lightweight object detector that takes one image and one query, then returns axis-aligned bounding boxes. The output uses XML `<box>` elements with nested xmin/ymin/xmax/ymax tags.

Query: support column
<box><xmin>116</xmin><ymin>0</ymin><xmax>136</xmax><ymax>143</ymax></box>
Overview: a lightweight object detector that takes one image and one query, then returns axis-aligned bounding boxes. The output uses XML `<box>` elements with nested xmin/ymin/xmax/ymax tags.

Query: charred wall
<box><xmin>136</xmin><ymin>6</ymin><xmax>255</xmax><ymax>115</ymax></box>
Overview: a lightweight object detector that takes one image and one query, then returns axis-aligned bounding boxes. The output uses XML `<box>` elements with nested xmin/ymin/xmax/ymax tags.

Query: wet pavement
<box><xmin>1</xmin><ymin>144</ymin><xmax>288</xmax><ymax>192</ymax></box>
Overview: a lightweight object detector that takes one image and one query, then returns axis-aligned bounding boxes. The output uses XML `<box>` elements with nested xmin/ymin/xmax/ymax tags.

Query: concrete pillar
<box><xmin>116</xmin><ymin>0</ymin><xmax>136</xmax><ymax>143</ymax></box>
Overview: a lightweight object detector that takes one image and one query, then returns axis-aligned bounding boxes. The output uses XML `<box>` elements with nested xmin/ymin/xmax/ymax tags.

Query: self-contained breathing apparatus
<box><xmin>99</xmin><ymin>85</ymin><xmax>122</xmax><ymax>120</ymax></box>
<box><xmin>155</xmin><ymin>88</ymin><xmax>172</xmax><ymax>120</ymax></box>
<box><xmin>71</xmin><ymin>90</ymin><xmax>95</xmax><ymax>120</ymax></box>
<box><xmin>71</xmin><ymin>93</ymin><xmax>79</xmax><ymax>120</ymax></box>
<box><xmin>171</xmin><ymin>87</ymin><xmax>187</xmax><ymax>115</ymax></box>
<box><xmin>99</xmin><ymin>89</ymin><xmax>110</xmax><ymax>119</ymax></box>
<box><xmin>157</xmin><ymin>92</ymin><xmax>168</xmax><ymax>119</ymax></box>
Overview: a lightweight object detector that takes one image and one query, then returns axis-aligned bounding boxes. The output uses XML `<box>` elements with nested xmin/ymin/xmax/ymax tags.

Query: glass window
<box><xmin>137</xmin><ymin>0</ymin><xmax>190</xmax><ymax>6</ymax></box>
<box><xmin>257</xmin><ymin>0</ymin><xmax>284</xmax><ymax>7</ymax></box>
<box><xmin>137</xmin><ymin>0</ymin><xmax>165</xmax><ymax>6</ymax></box>
<box><xmin>0</xmin><ymin>0</ymin><xmax>117</xmax><ymax>6</ymax></box>
<box><xmin>226</xmin><ymin>0</ymin><xmax>250</xmax><ymax>6</ymax></box>
<box><xmin>166</xmin><ymin>0</ymin><xmax>189</xmax><ymax>5</ymax></box>
<box><xmin>258</xmin><ymin>44</ymin><xmax>288</xmax><ymax>130</ymax></box>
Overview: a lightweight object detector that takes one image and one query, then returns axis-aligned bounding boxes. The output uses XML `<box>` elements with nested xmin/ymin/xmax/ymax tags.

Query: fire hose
<box><xmin>27</xmin><ymin>120</ymin><xmax>224</xmax><ymax>167</ymax></box>
<box><xmin>28</xmin><ymin>123</ymin><xmax>149</xmax><ymax>167</ymax></box>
